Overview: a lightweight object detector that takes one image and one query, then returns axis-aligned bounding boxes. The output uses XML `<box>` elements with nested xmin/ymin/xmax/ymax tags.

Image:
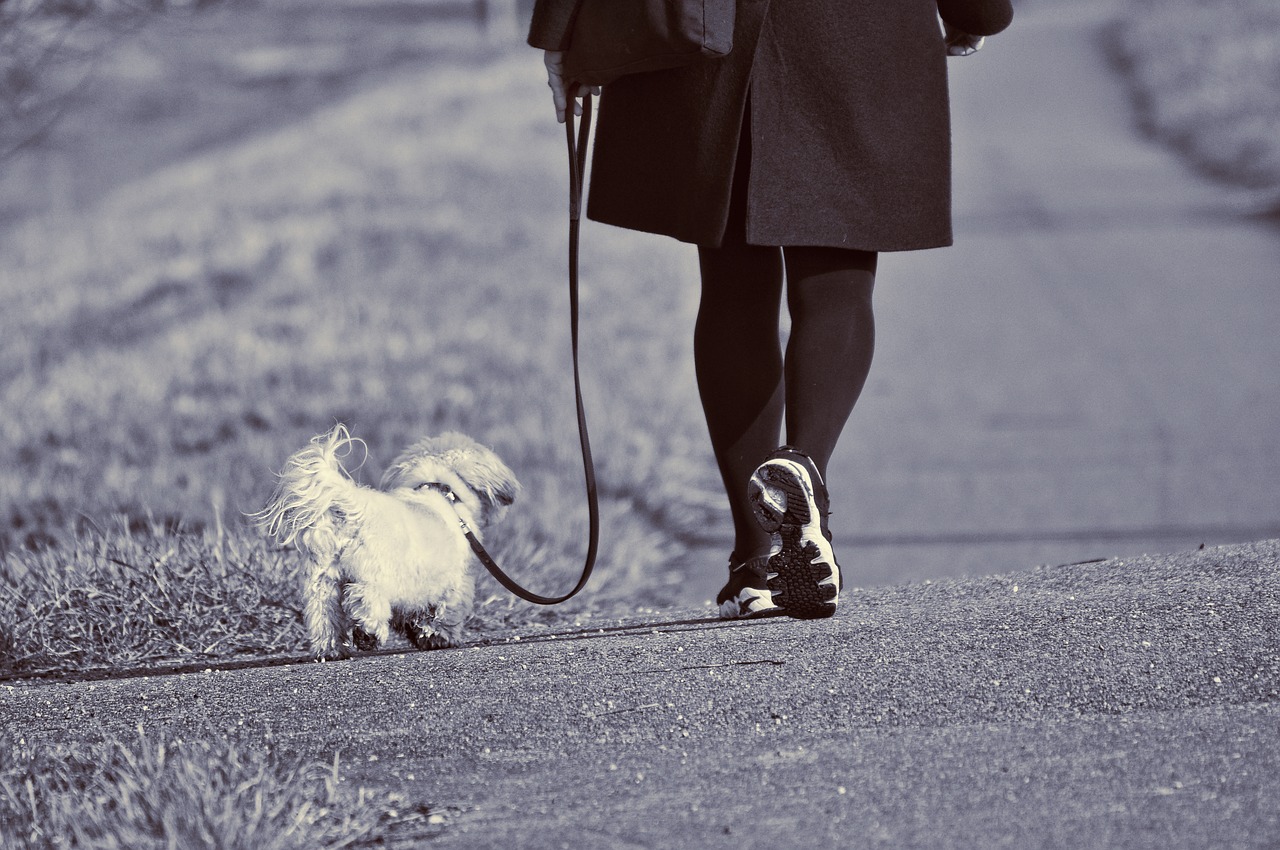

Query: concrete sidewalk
<box><xmin>4</xmin><ymin>540</ymin><xmax>1278</xmax><ymax>847</ymax></box>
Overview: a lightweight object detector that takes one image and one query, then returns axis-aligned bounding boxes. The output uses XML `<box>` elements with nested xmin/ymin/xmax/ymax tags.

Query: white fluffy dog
<box><xmin>255</xmin><ymin>425</ymin><xmax>520</xmax><ymax>659</ymax></box>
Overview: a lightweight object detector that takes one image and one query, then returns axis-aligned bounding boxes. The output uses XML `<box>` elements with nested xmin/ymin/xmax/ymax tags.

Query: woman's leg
<box><xmin>781</xmin><ymin>246</ymin><xmax>878</xmax><ymax>478</ymax></box>
<box><xmin>694</xmin><ymin>242</ymin><xmax>785</xmax><ymax>563</ymax></box>
<box><xmin>743</xmin><ymin>246</ymin><xmax>877</xmax><ymax>618</ymax></box>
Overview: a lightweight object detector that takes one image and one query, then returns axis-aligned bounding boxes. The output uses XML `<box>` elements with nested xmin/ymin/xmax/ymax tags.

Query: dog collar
<box><xmin>419</xmin><ymin>482</ymin><xmax>480</xmax><ymax>540</ymax></box>
<box><xmin>416</xmin><ymin>482</ymin><xmax>458</xmax><ymax>503</ymax></box>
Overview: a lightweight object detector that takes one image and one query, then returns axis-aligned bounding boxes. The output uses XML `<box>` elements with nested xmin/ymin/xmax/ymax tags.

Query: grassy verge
<box><xmin>1111</xmin><ymin>0</ymin><xmax>1280</xmax><ymax>197</ymax></box>
<box><xmin>0</xmin><ymin>731</ymin><xmax>418</xmax><ymax>848</ymax></box>
<box><xmin>0</xmin><ymin>521</ymin><xmax>306</xmax><ymax>673</ymax></box>
<box><xmin>0</xmin><ymin>22</ymin><xmax>722</xmax><ymax>676</ymax></box>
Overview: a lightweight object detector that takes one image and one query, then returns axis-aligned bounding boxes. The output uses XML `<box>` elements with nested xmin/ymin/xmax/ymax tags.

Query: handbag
<box><xmin>562</xmin><ymin>0</ymin><xmax>735</xmax><ymax>87</ymax></box>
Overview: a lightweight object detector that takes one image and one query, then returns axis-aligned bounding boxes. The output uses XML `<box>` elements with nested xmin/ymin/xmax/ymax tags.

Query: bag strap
<box><xmin>459</xmin><ymin>94</ymin><xmax>598</xmax><ymax>605</ymax></box>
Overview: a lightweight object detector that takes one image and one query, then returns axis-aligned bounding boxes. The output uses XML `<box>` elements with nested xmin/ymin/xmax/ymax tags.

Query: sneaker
<box><xmin>747</xmin><ymin>447</ymin><xmax>840</xmax><ymax>619</ymax></box>
<box><xmin>715</xmin><ymin>553</ymin><xmax>780</xmax><ymax>619</ymax></box>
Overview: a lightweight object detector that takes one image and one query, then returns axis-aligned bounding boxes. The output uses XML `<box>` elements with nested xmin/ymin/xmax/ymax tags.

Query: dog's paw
<box><xmin>312</xmin><ymin>643</ymin><xmax>351</xmax><ymax>661</ymax></box>
<box><xmin>351</xmin><ymin>626</ymin><xmax>380</xmax><ymax>652</ymax></box>
<box><xmin>406</xmin><ymin>624</ymin><xmax>454</xmax><ymax>651</ymax></box>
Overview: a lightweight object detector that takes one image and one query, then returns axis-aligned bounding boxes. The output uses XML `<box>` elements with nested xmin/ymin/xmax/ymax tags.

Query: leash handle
<box><xmin>468</xmin><ymin>94</ymin><xmax>598</xmax><ymax>605</ymax></box>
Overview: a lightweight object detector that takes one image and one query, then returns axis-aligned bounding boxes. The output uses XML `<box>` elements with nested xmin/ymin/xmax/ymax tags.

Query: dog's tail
<box><xmin>253</xmin><ymin>424</ymin><xmax>367</xmax><ymax>550</ymax></box>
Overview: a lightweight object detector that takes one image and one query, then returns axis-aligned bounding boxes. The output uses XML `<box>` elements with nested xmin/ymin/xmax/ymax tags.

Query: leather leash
<box><xmin>457</xmin><ymin>94</ymin><xmax>599</xmax><ymax>605</ymax></box>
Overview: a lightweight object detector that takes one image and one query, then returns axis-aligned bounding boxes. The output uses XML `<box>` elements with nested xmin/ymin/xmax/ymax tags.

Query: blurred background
<box><xmin>0</xmin><ymin>0</ymin><xmax>1277</xmax><ymax>645</ymax></box>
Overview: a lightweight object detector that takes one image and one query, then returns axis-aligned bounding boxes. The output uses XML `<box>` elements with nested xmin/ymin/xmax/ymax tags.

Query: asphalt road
<box><xmin>686</xmin><ymin>0</ymin><xmax>1280</xmax><ymax>600</ymax></box>
<box><xmin>5</xmin><ymin>541</ymin><xmax>1278</xmax><ymax>847</ymax></box>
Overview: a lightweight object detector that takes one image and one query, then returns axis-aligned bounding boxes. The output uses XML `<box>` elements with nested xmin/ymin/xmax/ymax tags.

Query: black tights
<box><xmin>695</xmin><ymin>243</ymin><xmax>877</xmax><ymax>561</ymax></box>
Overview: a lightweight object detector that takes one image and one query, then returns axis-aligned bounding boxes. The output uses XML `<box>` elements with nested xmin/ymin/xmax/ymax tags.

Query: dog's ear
<box><xmin>457</xmin><ymin>448</ymin><xmax>521</xmax><ymax>510</ymax></box>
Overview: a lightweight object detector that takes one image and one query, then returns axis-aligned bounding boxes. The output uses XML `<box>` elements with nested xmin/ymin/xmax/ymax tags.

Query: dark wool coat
<box><xmin>529</xmin><ymin>0</ymin><xmax>1013</xmax><ymax>250</ymax></box>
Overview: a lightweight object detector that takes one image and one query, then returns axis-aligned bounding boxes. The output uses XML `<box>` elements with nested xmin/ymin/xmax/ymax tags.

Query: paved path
<box><xmin>689</xmin><ymin>0</ymin><xmax>1280</xmax><ymax>600</ymax></box>
<box><xmin>5</xmin><ymin>541</ymin><xmax>1278</xmax><ymax>848</ymax></box>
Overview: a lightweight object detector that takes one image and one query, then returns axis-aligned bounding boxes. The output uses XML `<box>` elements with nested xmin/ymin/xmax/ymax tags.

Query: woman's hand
<box><xmin>943</xmin><ymin>22</ymin><xmax>986</xmax><ymax>56</ymax></box>
<box><xmin>543</xmin><ymin>51</ymin><xmax>600</xmax><ymax>123</ymax></box>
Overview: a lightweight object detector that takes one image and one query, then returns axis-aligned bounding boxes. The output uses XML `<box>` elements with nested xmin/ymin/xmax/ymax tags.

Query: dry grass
<box><xmin>0</xmin><ymin>28</ymin><xmax>724</xmax><ymax>675</ymax></box>
<box><xmin>0</xmin><ymin>730</ymin><xmax>413</xmax><ymax>849</ymax></box>
<box><xmin>0</xmin><ymin>520</ymin><xmax>306</xmax><ymax>673</ymax></box>
<box><xmin>1112</xmin><ymin>0</ymin><xmax>1280</xmax><ymax>194</ymax></box>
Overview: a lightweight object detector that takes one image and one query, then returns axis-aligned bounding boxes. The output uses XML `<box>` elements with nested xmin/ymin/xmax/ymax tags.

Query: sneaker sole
<box><xmin>748</xmin><ymin>459</ymin><xmax>839</xmax><ymax>619</ymax></box>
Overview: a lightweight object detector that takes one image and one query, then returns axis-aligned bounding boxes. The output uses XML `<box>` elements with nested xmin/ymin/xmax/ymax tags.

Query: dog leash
<box><xmin>456</xmin><ymin>94</ymin><xmax>599</xmax><ymax>605</ymax></box>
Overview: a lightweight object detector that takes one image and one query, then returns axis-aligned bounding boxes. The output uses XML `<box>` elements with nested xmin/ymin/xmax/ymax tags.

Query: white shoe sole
<box><xmin>748</xmin><ymin>459</ymin><xmax>840</xmax><ymax>619</ymax></box>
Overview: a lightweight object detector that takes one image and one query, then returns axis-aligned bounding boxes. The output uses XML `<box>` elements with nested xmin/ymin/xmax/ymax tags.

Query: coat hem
<box><xmin>584</xmin><ymin>211</ymin><xmax>953</xmax><ymax>252</ymax></box>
